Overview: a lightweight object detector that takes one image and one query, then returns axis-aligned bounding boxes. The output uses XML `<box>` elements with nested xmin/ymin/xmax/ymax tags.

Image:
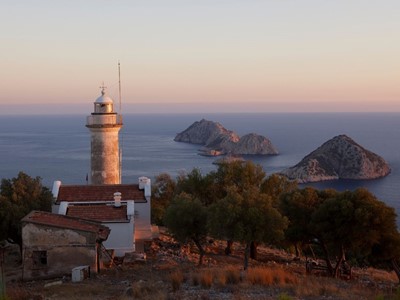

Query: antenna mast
<box><xmin>118</xmin><ymin>61</ymin><xmax>123</xmax><ymax>184</ymax></box>
<box><xmin>118</xmin><ymin>61</ymin><xmax>122</xmax><ymax>114</ymax></box>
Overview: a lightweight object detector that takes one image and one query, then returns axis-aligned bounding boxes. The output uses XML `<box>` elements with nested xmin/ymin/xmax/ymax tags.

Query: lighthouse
<box><xmin>86</xmin><ymin>85</ymin><xmax>123</xmax><ymax>185</ymax></box>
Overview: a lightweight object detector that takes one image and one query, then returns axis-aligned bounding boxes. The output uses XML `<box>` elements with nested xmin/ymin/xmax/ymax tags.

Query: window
<box><xmin>32</xmin><ymin>251</ymin><xmax>47</xmax><ymax>268</ymax></box>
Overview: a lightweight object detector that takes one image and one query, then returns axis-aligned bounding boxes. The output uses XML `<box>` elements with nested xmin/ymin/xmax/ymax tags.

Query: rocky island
<box><xmin>174</xmin><ymin>119</ymin><xmax>278</xmax><ymax>156</ymax></box>
<box><xmin>280</xmin><ymin>134</ymin><xmax>391</xmax><ymax>183</ymax></box>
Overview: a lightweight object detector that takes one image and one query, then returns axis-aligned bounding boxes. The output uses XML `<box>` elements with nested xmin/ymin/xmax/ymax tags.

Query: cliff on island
<box><xmin>174</xmin><ymin>119</ymin><xmax>278</xmax><ymax>156</ymax></box>
<box><xmin>280</xmin><ymin>135</ymin><xmax>391</xmax><ymax>183</ymax></box>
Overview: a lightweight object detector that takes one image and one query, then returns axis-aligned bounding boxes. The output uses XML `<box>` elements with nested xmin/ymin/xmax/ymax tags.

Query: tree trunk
<box><xmin>391</xmin><ymin>259</ymin><xmax>400</xmax><ymax>283</ymax></box>
<box><xmin>308</xmin><ymin>244</ymin><xmax>316</xmax><ymax>260</ymax></box>
<box><xmin>333</xmin><ymin>246</ymin><xmax>345</xmax><ymax>278</ymax></box>
<box><xmin>243</xmin><ymin>243</ymin><xmax>250</xmax><ymax>270</ymax></box>
<box><xmin>294</xmin><ymin>243</ymin><xmax>300</xmax><ymax>258</ymax></box>
<box><xmin>193</xmin><ymin>239</ymin><xmax>205</xmax><ymax>266</ymax></box>
<box><xmin>250</xmin><ymin>241</ymin><xmax>258</xmax><ymax>260</ymax></box>
<box><xmin>225</xmin><ymin>240</ymin><xmax>233</xmax><ymax>256</ymax></box>
<box><xmin>319</xmin><ymin>241</ymin><xmax>334</xmax><ymax>276</ymax></box>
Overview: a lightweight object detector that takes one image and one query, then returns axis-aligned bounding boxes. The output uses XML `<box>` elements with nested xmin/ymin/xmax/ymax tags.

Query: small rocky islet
<box><xmin>280</xmin><ymin>134</ymin><xmax>391</xmax><ymax>183</ymax></box>
<box><xmin>174</xmin><ymin>119</ymin><xmax>278</xmax><ymax>156</ymax></box>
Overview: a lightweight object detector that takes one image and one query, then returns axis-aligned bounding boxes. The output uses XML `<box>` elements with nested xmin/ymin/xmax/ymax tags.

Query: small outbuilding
<box><xmin>21</xmin><ymin>211</ymin><xmax>110</xmax><ymax>281</ymax></box>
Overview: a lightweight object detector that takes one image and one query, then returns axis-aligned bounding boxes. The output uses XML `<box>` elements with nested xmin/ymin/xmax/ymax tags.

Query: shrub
<box><xmin>277</xmin><ymin>293</ymin><xmax>293</xmax><ymax>300</ymax></box>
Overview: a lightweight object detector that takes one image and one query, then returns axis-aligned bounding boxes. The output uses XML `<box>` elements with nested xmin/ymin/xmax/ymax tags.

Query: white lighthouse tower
<box><xmin>86</xmin><ymin>85</ymin><xmax>123</xmax><ymax>185</ymax></box>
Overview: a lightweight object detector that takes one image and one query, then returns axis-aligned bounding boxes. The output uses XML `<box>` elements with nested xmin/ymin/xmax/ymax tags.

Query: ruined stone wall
<box><xmin>22</xmin><ymin>223</ymin><xmax>99</xmax><ymax>280</ymax></box>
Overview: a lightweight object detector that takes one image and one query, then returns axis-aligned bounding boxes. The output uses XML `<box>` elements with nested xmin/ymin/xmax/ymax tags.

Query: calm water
<box><xmin>0</xmin><ymin>113</ymin><xmax>399</xmax><ymax>223</ymax></box>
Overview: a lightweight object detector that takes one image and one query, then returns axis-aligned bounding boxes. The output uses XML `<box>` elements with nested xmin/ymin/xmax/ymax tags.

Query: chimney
<box><xmin>113</xmin><ymin>192</ymin><xmax>122</xmax><ymax>207</ymax></box>
<box><xmin>52</xmin><ymin>180</ymin><xmax>62</xmax><ymax>199</ymax></box>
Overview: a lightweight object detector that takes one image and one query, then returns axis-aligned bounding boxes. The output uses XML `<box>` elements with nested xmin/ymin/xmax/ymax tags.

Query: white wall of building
<box><xmin>102</xmin><ymin>218</ymin><xmax>134</xmax><ymax>256</ymax></box>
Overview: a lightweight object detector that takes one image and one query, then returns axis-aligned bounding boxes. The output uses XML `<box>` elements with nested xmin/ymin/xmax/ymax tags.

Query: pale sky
<box><xmin>1</xmin><ymin>0</ymin><xmax>399</xmax><ymax>114</ymax></box>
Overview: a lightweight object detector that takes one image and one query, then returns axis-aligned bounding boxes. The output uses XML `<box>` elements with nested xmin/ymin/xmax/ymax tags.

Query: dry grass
<box><xmin>169</xmin><ymin>270</ymin><xmax>184</xmax><ymax>292</ymax></box>
<box><xmin>213</xmin><ymin>268</ymin><xmax>227</xmax><ymax>287</ymax></box>
<box><xmin>6</xmin><ymin>285</ymin><xmax>33</xmax><ymax>300</ymax></box>
<box><xmin>291</xmin><ymin>276</ymin><xmax>379</xmax><ymax>299</ymax></box>
<box><xmin>27</xmin><ymin>281</ymin><xmax>125</xmax><ymax>300</ymax></box>
<box><xmin>247</xmin><ymin>267</ymin><xmax>273</xmax><ymax>285</ymax></box>
<box><xmin>199</xmin><ymin>270</ymin><xmax>213</xmax><ymax>289</ymax></box>
<box><xmin>9</xmin><ymin>232</ymin><xmax>400</xmax><ymax>300</ymax></box>
<box><xmin>191</xmin><ymin>272</ymin><xmax>200</xmax><ymax>286</ymax></box>
<box><xmin>224</xmin><ymin>266</ymin><xmax>241</xmax><ymax>285</ymax></box>
<box><xmin>189</xmin><ymin>266</ymin><xmax>299</xmax><ymax>291</ymax></box>
<box><xmin>294</xmin><ymin>276</ymin><xmax>341</xmax><ymax>298</ymax></box>
<box><xmin>246</xmin><ymin>266</ymin><xmax>297</xmax><ymax>286</ymax></box>
<box><xmin>212</xmin><ymin>266</ymin><xmax>242</xmax><ymax>286</ymax></box>
<box><xmin>206</xmin><ymin>265</ymin><xmax>388</xmax><ymax>299</ymax></box>
<box><xmin>128</xmin><ymin>281</ymin><xmax>167</xmax><ymax>300</ymax></box>
<box><xmin>190</xmin><ymin>266</ymin><xmax>242</xmax><ymax>289</ymax></box>
<box><xmin>367</xmin><ymin>268</ymin><xmax>398</xmax><ymax>284</ymax></box>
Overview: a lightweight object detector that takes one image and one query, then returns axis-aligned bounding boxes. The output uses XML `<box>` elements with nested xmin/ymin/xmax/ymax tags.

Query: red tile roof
<box><xmin>22</xmin><ymin>211</ymin><xmax>110</xmax><ymax>241</ymax></box>
<box><xmin>67</xmin><ymin>204</ymin><xmax>128</xmax><ymax>222</ymax></box>
<box><xmin>56</xmin><ymin>184</ymin><xmax>146</xmax><ymax>203</ymax></box>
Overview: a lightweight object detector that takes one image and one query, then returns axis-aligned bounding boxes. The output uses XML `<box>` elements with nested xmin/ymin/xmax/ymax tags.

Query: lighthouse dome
<box><xmin>95</xmin><ymin>93</ymin><xmax>114</xmax><ymax>104</ymax></box>
<box><xmin>93</xmin><ymin>85</ymin><xmax>114</xmax><ymax>113</ymax></box>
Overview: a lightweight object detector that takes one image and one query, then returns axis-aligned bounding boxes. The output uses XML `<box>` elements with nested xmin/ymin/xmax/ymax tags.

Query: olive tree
<box><xmin>312</xmin><ymin>188</ymin><xmax>400</xmax><ymax>278</ymax></box>
<box><xmin>279</xmin><ymin>187</ymin><xmax>334</xmax><ymax>258</ymax></box>
<box><xmin>213</xmin><ymin>161</ymin><xmax>267</xmax><ymax>256</ymax></box>
<box><xmin>261</xmin><ymin>174</ymin><xmax>297</xmax><ymax>207</ymax></box>
<box><xmin>151</xmin><ymin>173</ymin><xmax>176</xmax><ymax>225</ymax></box>
<box><xmin>0</xmin><ymin>172</ymin><xmax>52</xmax><ymax>252</ymax></box>
<box><xmin>208</xmin><ymin>186</ymin><xmax>287</xmax><ymax>270</ymax></box>
<box><xmin>175</xmin><ymin>168</ymin><xmax>219</xmax><ymax>206</ymax></box>
<box><xmin>280</xmin><ymin>187</ymin><xmax>400</xmax><ymax>279</ymax></box>
<box><xmin>163</xmin><ymin>192</ymin><xmax>208</xmax><ymax>265</ymax></box>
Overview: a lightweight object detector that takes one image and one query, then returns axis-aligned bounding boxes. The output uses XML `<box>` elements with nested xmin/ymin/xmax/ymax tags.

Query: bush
<box><xmin>277</xmin><ymin>293</ymin><xmax>293</xmax><ymax>300</ymax></box>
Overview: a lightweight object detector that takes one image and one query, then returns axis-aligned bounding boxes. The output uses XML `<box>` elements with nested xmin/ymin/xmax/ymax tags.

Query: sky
<box><xmin>1</xmin><ymin>0</ymin><xmax>399</xmax><ymax>114</ymax></box>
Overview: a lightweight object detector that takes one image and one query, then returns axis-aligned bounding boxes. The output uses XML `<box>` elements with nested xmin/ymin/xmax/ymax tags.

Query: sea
<box><xmin>0</xmin><ymin>113</ymin><xmax>399</xmax><ymax>225</ymax></box>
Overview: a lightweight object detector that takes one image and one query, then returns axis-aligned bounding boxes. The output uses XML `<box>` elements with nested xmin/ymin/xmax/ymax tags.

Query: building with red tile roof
<box><xmin>56</xmin><ymin>184</ymin><xmax>146</xmax><ymax>203</ymax></box>
<box><xmin>66</xmin><ymin>205</ymin><xmax>129</xmax><ymax>223</ymax></box>
<box><xmin>22</xmin><ymin>210</ymin><xmax>110</xmax><ymax>239</ymax></box>
<box><xmin>22</xmin><ymin>211</ymin><xmax>110</xmax><ymax>280</ymax></box>
<box><xmin>51</xmin><ymin>177</ymin><xmax>152</xmax><ymax>255</ymax></box>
